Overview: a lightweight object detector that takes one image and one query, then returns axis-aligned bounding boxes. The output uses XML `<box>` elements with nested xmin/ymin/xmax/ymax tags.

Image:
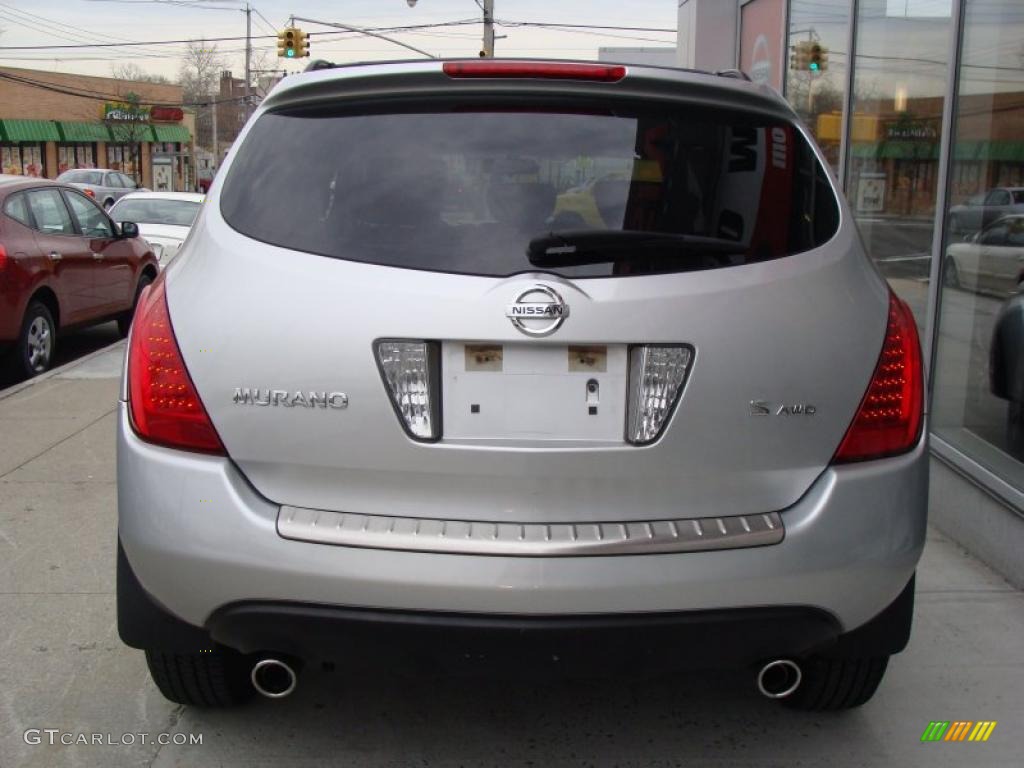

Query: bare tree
<box><xmin>111</xmin><ymin>63</ymin><xmax>171</xmax><ymax>84</ymax></box>
<box><xmin>179</xmin><ymin>41</ymin><xmax>226</xmax><ymax>151</ymax></box>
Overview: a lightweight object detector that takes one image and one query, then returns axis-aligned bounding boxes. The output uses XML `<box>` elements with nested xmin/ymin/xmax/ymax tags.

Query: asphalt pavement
<box><xmin>0</xmin><ymin>341</ymin><xmax>1022</xmax><ymax>768</ymax></box>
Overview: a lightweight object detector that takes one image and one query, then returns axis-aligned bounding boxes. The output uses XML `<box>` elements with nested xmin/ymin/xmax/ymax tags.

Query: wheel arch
<box><xmin>27</xmin><ymin>285</ymin><xmax>60</xmax><ymax>329</ymax></box>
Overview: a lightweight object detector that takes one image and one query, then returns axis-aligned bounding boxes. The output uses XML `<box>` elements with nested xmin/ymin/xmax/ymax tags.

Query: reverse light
<box><xmin>626</xmin><ymin>345</ymin><xmax>694</xmax><ymax>445</ymax></box>
<box><xmin>443</xmin><ymin>61</ymin><xmax>626</xmax><ymax>82</ymax></box>
<box><xmin>375</xmin><ymin>340</ymin><xmax>441</xmax><ymax>442</ymax></box>
<box><xmin>833</xmin><ymin>292</ymin><xmax>923</xmax><ymax>463</ymax></box>
<box><xmin>127</xmin><ymin>277</ymin><xmax>225</xmax><ymax>454</ymax></box>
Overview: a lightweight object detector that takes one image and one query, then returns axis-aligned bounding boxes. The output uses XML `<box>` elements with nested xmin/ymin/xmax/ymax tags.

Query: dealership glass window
<box><xmin>1</xmin><ymin>143</ymin><xmax>45</xmax><ymax>177</ymax></box>
<box><xmin>931</xmin><ymin>0</ymin><xmax>1024</xmax><ymax>488</ymax></box>
<box><xmin>784</xmin><ymin>0</ymin><xmax>849</xmax><ymax>172</ymax></box>
<box><xmin>107</xmin><ymin>144</ymin><xmax>140</xmax><ymax>181</ymax></box>
<box><xmin>57</xmin><ymin>144</ymin><xmax>96</xmax><ymax>174</ymax></box>
<box><xmin>845</xmin><ymin>0</ymin><xmax>952</xmax><ymax>329</ymax></box>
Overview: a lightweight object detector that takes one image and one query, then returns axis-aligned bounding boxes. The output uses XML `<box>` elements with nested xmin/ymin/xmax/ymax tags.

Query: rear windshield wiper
<box><xmin>527</xmin><ymin>230</ymin><xmax>746</xmax><ymax>268</ymax></box>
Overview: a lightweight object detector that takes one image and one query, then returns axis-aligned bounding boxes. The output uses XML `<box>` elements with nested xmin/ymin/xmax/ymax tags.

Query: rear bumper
<box><xmin>117</xmin><ymin>403</ymin><xmax>928</xmax><ymax>636</ymax></box>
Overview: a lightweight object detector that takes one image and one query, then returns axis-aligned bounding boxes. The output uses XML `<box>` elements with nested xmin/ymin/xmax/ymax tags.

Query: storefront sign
<box><xmin>103</xmin><ymin>102</ymin><xmax>151</xmax><ymax>123</ymax></box>
<box><xmin>740</xmin><ymin>0</ymin><xmax>786</xmax><ymax>92</ymax></box>
<box><xmin>150</xmin><ymin>106</ymin><xmax>184</xmax><ymax>122</ymax></box>
<box><xmin>856</xmin><ymin>173</ymin><xmax>886</xmax><ymax>214</ymax></box>
<box><xmin>886</xmin><ymin>119</ymin><xmax>938</xmax><ymax>141</ymax></box>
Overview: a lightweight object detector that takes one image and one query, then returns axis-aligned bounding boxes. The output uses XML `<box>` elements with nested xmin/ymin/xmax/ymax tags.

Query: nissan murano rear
<box><xmin>117</xmin><ymin>60</ymin><xmax>926</xmax><ymax>711</ymax></box>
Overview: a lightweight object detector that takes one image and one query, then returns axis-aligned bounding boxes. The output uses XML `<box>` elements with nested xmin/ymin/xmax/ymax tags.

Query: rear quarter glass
<box><xmin>219</xmin><ymin>101</ymin><xmax>839</xmax><ymax>279</ymax></box>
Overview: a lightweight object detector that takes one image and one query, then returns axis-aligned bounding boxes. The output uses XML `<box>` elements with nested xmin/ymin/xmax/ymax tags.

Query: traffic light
<box><xmin>789</xmin><ymin>44</ymin><xmax>807</xmax><ymax>71</ymax></box>
<box><xmin>790</xmin><ymin>41</ymin><xmax>828</xmax><ymax>72</ymax></box>
<box><xmin>809</xmin><ymin>43</ymin><xmax>828</xmax><ymax>72</ymax></box>
<box><xmin>277</xmin><ymin>28</ymin><xmax>297</xmax><ymax>58</ymax></box>
<box><xmin>295</xmin><ymin>29</ymin><xmax>310</xmax><ymax>58</ymax></box>
<box><xmin>277</xmin><ymin>27</ymin><xmax>308</xmax><ymax>58</ymax></box>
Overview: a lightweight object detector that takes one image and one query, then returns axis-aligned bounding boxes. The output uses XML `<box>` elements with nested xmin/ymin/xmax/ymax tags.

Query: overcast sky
<box><xmin>0</xmin><ymin>0</ymin><xmax>679</xmax><ymax>81</ymax></box>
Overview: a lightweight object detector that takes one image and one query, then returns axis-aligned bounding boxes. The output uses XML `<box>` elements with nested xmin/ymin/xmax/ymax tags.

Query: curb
<box><xmin>0</xmin><ymin>338</ymin><xmax>125</xmax><ymax>403</ymax></box>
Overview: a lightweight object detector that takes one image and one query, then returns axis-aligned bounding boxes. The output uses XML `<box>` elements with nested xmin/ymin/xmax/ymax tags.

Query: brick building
<box><xmin>0</xmin><ymin>67</ymin><xmax>193</xmax><ymax>190</ymax></box>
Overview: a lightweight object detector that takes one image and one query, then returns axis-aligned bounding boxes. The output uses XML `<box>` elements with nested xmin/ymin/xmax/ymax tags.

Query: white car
<box><xmin>944</xmin><ymin>214</ymin><xmax>1024</xmax><ymax>296</ymax></box>
<box><xmin>108</xmin><ymin>191</ymin><xmax>203</xmax><ymax>267</ymax></box>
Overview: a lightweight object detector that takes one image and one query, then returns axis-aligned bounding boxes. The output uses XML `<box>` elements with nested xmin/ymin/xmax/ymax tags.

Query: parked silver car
<box><xmin>56</xmin><ymin>167</ymin><xmax>142</xmax><ymax>209</ymax></box>
<box><xmin>117</xmin><ymin>60</ymin><xmax>927</xmax><ymax>711</ymax></box>
<box><xmin>948</xmin><ymin>187</ymin><xmax>1024</xmax><ymax>235</ymax></box>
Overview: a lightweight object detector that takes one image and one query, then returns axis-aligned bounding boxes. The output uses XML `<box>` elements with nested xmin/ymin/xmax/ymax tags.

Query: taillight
<box><xmin>127</xmin><ymin>276</ymin><xmax>225</xmax><ymax>454</ymax></box>
<box><xmin>626</xmin><ymin>345</ymin><xmax>694</xmax><ymax>445</ymax></box>
<box><xmin>443</xmin><ymin>61</ymin><xmax>626</xmax><ymax>82</ymax></box>
<box><xmin>83</xmin><ymin>188</ymin><xmax>95</xmax><ymax>197</ymax></box>
<box><xmin>374</xmin><ymin>340</ymin><xmax>441</xmax><ymax>442</ymax></box>
<box><xmin>0</xmin><ymin>244</ymin><xmax>7</xmax><ymax>270</ymax></box>
<box><xmin>833</xmin><ymin>292</ymin><xmax>923</xmax><ymax>463</ymax></box>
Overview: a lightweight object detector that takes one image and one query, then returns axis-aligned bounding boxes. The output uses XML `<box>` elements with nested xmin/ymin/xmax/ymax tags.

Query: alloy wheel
<box><xmin>26</xmin><ymin>316</ymin><xmax>53</xmax><ymax>373</ymax></box>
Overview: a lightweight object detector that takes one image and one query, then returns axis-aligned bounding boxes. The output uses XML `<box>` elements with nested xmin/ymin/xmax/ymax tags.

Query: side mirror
<box><xmin>120</xmin><ymin>221</ymin><xmax>140</xmax><ymax>238</ymax></box>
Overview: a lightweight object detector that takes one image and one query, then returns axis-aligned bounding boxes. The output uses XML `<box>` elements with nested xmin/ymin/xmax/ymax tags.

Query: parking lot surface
<box><xmin>0</xmin><ymin>343</ymin><xmax>1021</xmax><ymax>768</ymax></box>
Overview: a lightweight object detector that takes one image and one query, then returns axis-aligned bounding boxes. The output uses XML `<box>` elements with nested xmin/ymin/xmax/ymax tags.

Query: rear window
<box><xmin>221</xmin><ymin>103</ymin><xmax>839</xmax><ymax>278</ymax></box>
<box><xmin>66</xmin><ymin>170</ymin><xmax>103</xmax><ymax>185</ymax></box>
<box><xmin>111</xmin><ymin>198</ymin><xmax>200</xmax><ymax>227</ymax></box>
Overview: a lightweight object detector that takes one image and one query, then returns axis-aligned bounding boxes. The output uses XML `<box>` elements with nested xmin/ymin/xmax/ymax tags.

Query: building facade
<box><xmin>0</xmin><ymin>67</ymin><xmax>193</xmax><ymax>190</ymax></box>
<box><xmin>678</xmin><ymin>0</ymin><xmax>1024</xmax><ymax>585</ymax></box>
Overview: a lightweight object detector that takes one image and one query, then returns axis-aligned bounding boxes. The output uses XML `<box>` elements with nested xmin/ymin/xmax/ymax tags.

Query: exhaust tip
<box><xmin>756</xmin><ymin>659</ymin><xmax>802</xmax><ymax>699</ymax></box>
<box><xmin>251</xmin><ymin>658</ymin><xmax>297</xmax><ymax>699</ymax></box>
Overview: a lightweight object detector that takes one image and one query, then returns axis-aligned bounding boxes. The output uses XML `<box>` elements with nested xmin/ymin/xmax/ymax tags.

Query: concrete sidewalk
<box><xmin>0</xmin><ymin>343</ymin><xmax>1021</xmax><ymax>768</ymax></box>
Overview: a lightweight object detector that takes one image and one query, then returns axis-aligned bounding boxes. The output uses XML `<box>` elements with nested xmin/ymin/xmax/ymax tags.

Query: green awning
<box><xmin>56</xmin><ymin>121</ymin><xmax>112</xmax><ymax>142</ymax></box>
<box><xmin>978</xmin><ymin>140</ymin><xmax>1024</xmax><ymax>162</ymax></box>
<box><xmin>0</xmin><ymin>119</ymin><xmax>60</xmax><ymax>142</ymax></box>
<box><xmin>851</xmin><ymin>143</ymin><xmax>881</xmax><ymax>159</ymax></box>
<box><xmin>879</xmin><ymin>141</ymin><xmax>938</xmax><ymax>160</ymax></box>
<box><xmin>150</xmin><ymin>124</ymin><xmax>191</xmax><ymax>143</ymax></box>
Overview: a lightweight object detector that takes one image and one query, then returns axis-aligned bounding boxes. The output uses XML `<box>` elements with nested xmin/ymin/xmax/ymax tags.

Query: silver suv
<box><xmin>117</xmin><ymin>60</ymin><xmax>927</xmax><ymax>711</ymax></box>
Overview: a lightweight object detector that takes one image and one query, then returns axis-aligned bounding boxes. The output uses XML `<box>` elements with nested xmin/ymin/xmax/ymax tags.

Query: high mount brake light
<box><xmin>127</xmin><ymin>277</ymin><xmax>225</xmax><ymax>455</ymax></box>
<box><xmin>443</xmin><ymin>61</ymin><xmax>627</xmax><ymax>82</ymax></box>
<box><xmin>833</xmin><ymin>292</ymin><xmax>923</xmax><ymax>463</ymax></box>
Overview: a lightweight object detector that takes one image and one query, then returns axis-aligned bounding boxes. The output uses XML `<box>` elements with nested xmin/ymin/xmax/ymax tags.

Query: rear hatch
<box><xmin>165</xmin><ymin>63</ymin><xmax>888</xmax><ymax>524</ymax></box>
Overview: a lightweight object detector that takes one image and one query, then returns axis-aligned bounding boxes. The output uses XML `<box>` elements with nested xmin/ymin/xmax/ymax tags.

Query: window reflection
<box><xmin>785</xmin><ymin>0</ymin><xmax>850</xmax><ymax>172</ymax></box>
<box><xmin>846</xmin><ymin>0</ymin><xmax>953</xmax><ymax>328</ymax></box>
<box><xmin>933</xmin><ymin>0</ymin><xmax>1024</xmax><ymax>482</ymax></box>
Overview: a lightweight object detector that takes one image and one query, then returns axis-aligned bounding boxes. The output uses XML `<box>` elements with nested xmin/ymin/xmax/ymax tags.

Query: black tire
<box><xmin>118</xmin><ymin>273</ymin><xmax>153</xmax><ymax>337</ymax></box>
<box><xmin>943</xmin><ymin>256</ymin><xmax>961</xmax><ymax>289</ymax></box>
<box><xmin>103</xmin><ymin>198</ymin><xmax>115</xmax><ymax>210</ymax></box>
<box><xmin>145</xmin><ymin>647</ymin><xmax>254</xmax><ymax>707</ymax></box>
<box><xmin>14</xmin><ymin>301</ymin><xmax>56</xmax><ymax>378</ymax></box>
<box><xmin>783</xmin><ymin>656</ymin><xmax>889</xmax><ymax>711</ymax></box>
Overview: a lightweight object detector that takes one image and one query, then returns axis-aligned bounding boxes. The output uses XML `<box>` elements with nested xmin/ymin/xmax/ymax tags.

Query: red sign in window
<box><xmin>150</xmin><ymin>106</ymin><xmax>184</xmax><ymax>122</ymax></box>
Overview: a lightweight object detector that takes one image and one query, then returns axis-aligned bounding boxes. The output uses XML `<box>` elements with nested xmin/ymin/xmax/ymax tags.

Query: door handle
<box><xmin>48</xmin><ymin>251</ymin><xmax>62</xmax><ymax>262</ymax></box>
<box><xmin>92</xmin><ymin>252</ymin><xmax>104</xmax><ymax>261</ymax></box>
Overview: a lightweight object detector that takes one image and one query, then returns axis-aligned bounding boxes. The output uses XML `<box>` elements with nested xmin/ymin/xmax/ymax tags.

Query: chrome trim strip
<box><xmin>277</xmin><ymin>507</ymin><xmax>785</xmax><ymax>556</ymax></box>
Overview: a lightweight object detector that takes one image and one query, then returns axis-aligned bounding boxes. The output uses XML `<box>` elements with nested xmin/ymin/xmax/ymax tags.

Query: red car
<box><xmin>0</xmin><ymin>175</ymin><xmax>159</xmax><ymax>378</ymax></box>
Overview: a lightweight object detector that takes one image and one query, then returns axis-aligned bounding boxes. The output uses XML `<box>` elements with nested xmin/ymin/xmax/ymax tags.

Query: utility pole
<box><xmin>482</xmin><ymin>0</ymin><xmax>495</xmax><ymax>57</ymax></box>
<box><xmin>211</xmin><ymin>93</ymin><xmax>219</xmax><ymax>171</ymax></box>
<box><xmin>244</xmin><ymin>2</ymin><xmax>252</xmax><ymax>119</ymax></box>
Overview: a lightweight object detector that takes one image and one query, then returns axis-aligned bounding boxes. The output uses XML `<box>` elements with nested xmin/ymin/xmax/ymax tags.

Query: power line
<box><xmin>496</xmin><ymin>20</ymin><xmax>676</xmax><ymax>33</ymax></box>
<box><xmin>0</xmin><ymin>17</ymin><xmax>681</xmax><ymax>52</ymax></box>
